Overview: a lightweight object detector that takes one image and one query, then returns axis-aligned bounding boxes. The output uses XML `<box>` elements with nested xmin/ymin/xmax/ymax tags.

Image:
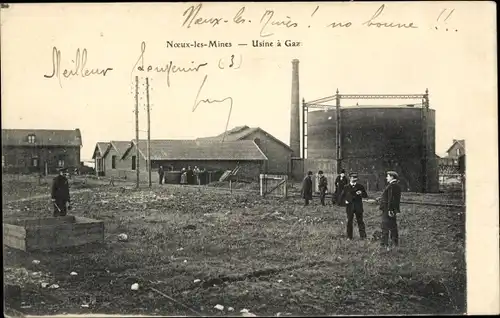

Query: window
<box><xmin>32</xmin><ymin>158</ymin><xmax>38</xmax><ymax>167</ymax></box>
<box><xmin>111</xmin><ymin>155</ymin><xmax>117</xmax><ymax>169</ymax></box>
<box><xmin>131</xmin><ymin>156</ymin><xmax>136</xmax><ymax>170</ymax></box>
<box><xmin>28</xmin><ymin>134</ymin><xmax>36</xmax><ymax>143</ymax></box>
<box><xmin>456</xmin><ymin>148</ymin><xmax>461</xmax><ymax>156</ymax></box>
<box><xmin>58</xmin><ymin>159</ymin><xmax>65</xmax><ymax>167</ymax></box>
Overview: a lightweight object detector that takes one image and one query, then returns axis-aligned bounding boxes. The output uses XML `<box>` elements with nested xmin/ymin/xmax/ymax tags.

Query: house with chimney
<box><xmin>197</xmin><ymin>126</ymin><xmax>293</xmax><ymax>174</ymax></box>
<box><xmin>446</xmin><ymin>139</ymin><xmax>465</xmax><ymax>159</ymax></box>
<box><xmin>116</xmin><ymin>139</ymin><xmax>268</xmax><ymax>183</ymax></box>
<box><xmin>2</xmin><ymin>129</ymin><xmax>82</xmax><ymax>174</ymax></box>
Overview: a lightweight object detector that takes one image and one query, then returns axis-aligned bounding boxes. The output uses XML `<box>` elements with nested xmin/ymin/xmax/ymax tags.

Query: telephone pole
<box><xmin>146</xmin><ymin>77</ymin><xmax>152</xmax><ymax>187</ymax></box>
<box><xmin>135</xmin><ymin>76</ymin><xmax>140</xmax><ymax>189</ymax></box>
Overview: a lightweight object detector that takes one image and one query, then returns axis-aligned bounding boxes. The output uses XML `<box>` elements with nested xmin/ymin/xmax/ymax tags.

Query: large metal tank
<box><xmin>306</xmin><ymin>106</ymin><xmax>439</xmax><ymax>192</ymax></box>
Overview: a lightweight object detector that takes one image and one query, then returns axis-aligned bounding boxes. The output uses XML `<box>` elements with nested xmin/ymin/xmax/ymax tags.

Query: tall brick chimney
<box><xmin>290</xmin><ymin>59</ymin><xmax>300</xmax><ymax>157</ymax></box>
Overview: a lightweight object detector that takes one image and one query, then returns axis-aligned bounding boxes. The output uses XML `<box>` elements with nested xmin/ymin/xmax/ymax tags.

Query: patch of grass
<box><xmin>3</xmin><ymin>179</ymin><xmax>466</xmax><ymax>316</ymax></box>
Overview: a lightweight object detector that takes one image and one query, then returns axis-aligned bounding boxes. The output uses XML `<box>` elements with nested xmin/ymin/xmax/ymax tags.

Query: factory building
<box><xmin>108</xmin><ymin>139</ymin><xmax>267</xmax><ymax>183</ymax></box>
<box><xmin>197</xmin><ymin>126</ymin><xmax>293</xmax><ymax>175</ymax></box>
<box><xmin>289</xmin><ymin>59</ymin><xmax>439</xmax><ymax>193</ymax></box>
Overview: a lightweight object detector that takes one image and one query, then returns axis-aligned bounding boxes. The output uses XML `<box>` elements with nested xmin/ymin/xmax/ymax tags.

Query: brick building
<box><xmin>197</xmin><ymin>126</ymin><xmax>293</xmax><ymax>175</ymax></box>
<box><xmin>112</xmin><ymin>139</ymin><xmax>268</xmax><ymax>183</ymax></box>
<box><xmin>2</xmin><ymin>129</ymin><xmax>82</xmax><ymax>174</ymax></box>
<box><xmin>99</xmin><ymin>141</ymin><xmax>132</xmax><ymax>179</ymax></box>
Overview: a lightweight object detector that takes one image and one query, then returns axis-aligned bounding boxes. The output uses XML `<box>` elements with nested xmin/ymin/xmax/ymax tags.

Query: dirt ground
<box><xmin>3</xmin><ymin>175</ymin><xmax>466</xmax><ymax>316</ymax></box>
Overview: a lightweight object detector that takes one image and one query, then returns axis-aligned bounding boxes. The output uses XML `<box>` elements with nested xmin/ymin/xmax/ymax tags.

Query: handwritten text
<box><xmin>132</xmin><ymin>41</ymin><xmax>208</xmax><ymax>87</ymax></box>
<box><xmin>43</xmin><ymin>47</ymin><xmax>113</xmax><ymax>88</ymax></box>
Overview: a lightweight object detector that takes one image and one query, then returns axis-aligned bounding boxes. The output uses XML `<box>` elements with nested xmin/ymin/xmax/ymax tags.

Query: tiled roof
<box><xmin>92</xmin><ymin>142</ymin><xmax>110</xmax><ymax>159</ymax></box>
<box><xmin>197</xmin><ymin>126</ymin><xmax>292</xmax><ymax>151</ymax></box>
<box><xmin>129</xmin><ymin>139</ymin><xmax>268</xmax><ymax>161</ymax></box>
<box><xmin>103</xmin><ymin>141</ymin><xmax>132</xmax><ymax>158</ymax></box>
<box><xmin>1</xmin><ymin>129</ymin><xmax>82</xmax><ymax>147</ymax></box>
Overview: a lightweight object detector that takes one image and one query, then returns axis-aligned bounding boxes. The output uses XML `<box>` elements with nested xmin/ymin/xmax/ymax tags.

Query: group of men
<box><xmin>301</xmin><ymin>169</ymin><xmax>401</xmax><ymax>249</ymax></box>
<box><xmin>157</xmin><ymin>165</ymin><xmax>202</xmax><ymax>185</ymax></box>
<box><xmin>50</xmin><ymin>164</ymin><xmax>400</xmax><ymax>249</ymax></box>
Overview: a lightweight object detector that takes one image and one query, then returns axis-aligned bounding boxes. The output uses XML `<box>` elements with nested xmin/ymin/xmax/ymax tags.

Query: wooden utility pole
<box><xmin>135</xmin><ymin>76</ymin><xmax>140</xmax><ymax>189</ymax></box>
<box><xmin>335</xmin><ymin>89</ymin><xmax>342</xmax><ymax>174</ymax></box>
<box><xmin>146</xmin><ymin>77</ymin><xmax>152</xmax><ymax>187</ymax></box>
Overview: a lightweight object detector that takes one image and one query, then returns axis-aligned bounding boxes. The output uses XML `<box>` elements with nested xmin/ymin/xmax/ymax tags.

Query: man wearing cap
<box><xmin>318</xmin><ymin>170</ymin><xmax>328</xmax><ymax>206</ymax></box>
<box><xmin>378</xmin><ymin>171</ymin><xmax>402</xmax><ymax>249</ymax></box>
<box><xmin>301</xmin><ymin>171</ymin><xmax>314</xmax><ymax>206</ymax></box>
<box><xmin>333</xmin><ymin>169</ymin><xmax>348</xmax><ymax>206</ymax></box>
<box><xmin>340</xmin><ymin>172</ymin><xmax>368</xmax><ymax>240</ymax></box>
<box><xmin>51</xmin><ymin>168</ymin><xmax>71</xmax><ymax>217</ymax></box>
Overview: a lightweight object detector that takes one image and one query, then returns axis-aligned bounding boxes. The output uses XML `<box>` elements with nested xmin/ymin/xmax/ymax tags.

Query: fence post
<box><xmin>284</xmin><ymin>175</ymin><xmax>288</xmax><ymax>198</ymax></box>
<box><xmin>259</xmin><ymin>174</ymin><xmax>264</xmax><ymax>196</ymax></box>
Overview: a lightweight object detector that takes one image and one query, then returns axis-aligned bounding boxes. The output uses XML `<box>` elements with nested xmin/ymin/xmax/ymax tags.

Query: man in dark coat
<box><xmin>318</xmin><ymin>170</ymin><xmax>328</xmax><ymax>206</ymax></box>
<box><xmin>378</xmin><ymin>171</ymin><xmax>402</xmax><ymax>249</ymax></box>
<box><xmin>301</xmin><ymin>171</ymin><xmax>313</xmax><ymax>206</ymax></box>
<box><xmin>340</xmin><ymin>172</ymin><xmax>368</xmax><ymax>240</ymax></box>
<box><xmin>186</xmin><ymin>166</ymin><xmax>194</xmax><ymax>185</ymax></box>
<box><xmin>51</xmin><ymin>168</ymin><xmax>71</xmax><ymax>217</ymax></box>
<box><xmin>158</xmin><ymin>166</ymin><xmax>165</xmax><ymax>185</ymax></box>
<box><xmin>333</xmin><ymin>169</ymin><xmax>348</xmax><ymax>206</ymax></box>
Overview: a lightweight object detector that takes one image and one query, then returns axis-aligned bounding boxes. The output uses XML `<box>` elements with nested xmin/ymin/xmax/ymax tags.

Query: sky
<box><xmin>1</xmin><ymin>2</ymin><xmax>496</xmax><ymax>161</ymax></box>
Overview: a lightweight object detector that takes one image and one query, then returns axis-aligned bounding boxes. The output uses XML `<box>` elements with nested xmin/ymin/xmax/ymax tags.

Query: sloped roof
<box><xmin>197</xmin><ymin>126</ymin><xmax>292</xmax><ymax>151</ymax></box>
<box><xmin>446</xmin><ymin>139</ymin><xmax>466</xmax><ymax>153</ymax></box>
<box><xmin>124</xmin><ymin>139</ymin><xmax>268</xmax><ymax>161</ymax></box>
<box><xmin>92</xmin><ymin>142</ymin><xmax>110</xmax><ymax>159</ymax></box>
<box><xmin>102</xmin><ymin>141</ymin><xmax>132</xmax><ymax>158</ymax></box>
<box><xmin>2</xmin><ymin>129</ymin><xmax>82</xmax><ymax>147</ymax></box>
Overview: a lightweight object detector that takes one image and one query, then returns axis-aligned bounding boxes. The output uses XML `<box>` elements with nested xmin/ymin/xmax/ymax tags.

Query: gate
<box><xmin>259</xmin><ymin>174</ymin><xmax>288</xmax><ymax>197</ymax></box>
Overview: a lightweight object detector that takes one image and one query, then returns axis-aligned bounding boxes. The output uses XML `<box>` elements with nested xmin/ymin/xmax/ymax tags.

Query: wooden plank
<box><xmin>4</xmin><ymin>216</ymin><xmax>76</xmax><ymax>228</ymax></box>
<box><xmin>6</xmin><ymin>216</ymin><xmax>104</xmax><ymax>251</ymax></box>
<box><xmin>4</xmin><ymin>234</ymin><xmax>27</xmax><ymax>251</ymax></box>
<box><xmin>25</xmin><ymin>221</ymin><xmax>104</xmax><ymax>251</ymax></box>
<box><xmin>3</xmin><ymin>223</ymin><xmax>26</xmax><ymax>237</ymax></box>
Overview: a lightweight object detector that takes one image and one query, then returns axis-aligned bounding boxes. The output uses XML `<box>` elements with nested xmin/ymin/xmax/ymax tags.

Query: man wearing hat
<box><xmin>339</xmin><ymin>172</ymin><xmax>368</xmax><ymax>240</ymax></box>
<box><xmin>378</xmin><ymin>171</ymin><xmax>402</xmax><ymax>249</ymax></box>
<box><xmin>51</xmin><ymin>167</ymin><xmax>71</xmax><ymax>217</ymax></box>
<box><xmin>301</xmin><ymin>171</ymin><xmax>314</xmax><ymax>206</ymax></box>
<box><xmin>333</xmin><ymin>169</ymin><xmax>348</xmax><ymax>206</ymax></box>
<box><xmin>318</xmin><ymin>170</ymin><xmax>328</xmax><ymax>206</ymax></box>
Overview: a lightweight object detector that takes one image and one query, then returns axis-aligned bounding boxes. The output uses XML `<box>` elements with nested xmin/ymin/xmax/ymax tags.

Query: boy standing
<box><xmin>340</xmin><ymin>172</ymin><xmax>368</xmax><ymax>240</ymax></box>
<box><xmin>378</xmin><ymin>171</ymin><xmax>402</xmax><ymax>249</ymax></box>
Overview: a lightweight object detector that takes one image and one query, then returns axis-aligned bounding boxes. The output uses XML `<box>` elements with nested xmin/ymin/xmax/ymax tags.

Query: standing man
<box><xmin>186</xmin><ymin>166</ymin><xmax>194</xmax><ymax>185</ymax></box>
<box><xmin>340</xmin><ymin>172</ymin><xmax>368</xmax><ymax>240</ymax></box>
<box><xmin>318</xmin><ymin>170</ymin><xmax>328</xmax><ymax>206</ymax></box>
<box><xmin>51</xmin><ymin>168</ymin><xmax>71</xmax><ymax>217</ymax></box>
<box><xmin>333</xmin><ymin>169</ymin><xmax>348</xmax><ymax>206</ymax></box>
<box><xmin>301</xmin><ymin>171</ymin><xmax>313</xmax><ymax>206</ymax></box>
<box><xmin>158</xmin><ymin>165</ymin><xmax>165</xmax><ymax>185</ymax></box>
<box><xmin>378</xmin><ymin>171</ymin><xmax>402</xmax><ymax>249</ymax></box>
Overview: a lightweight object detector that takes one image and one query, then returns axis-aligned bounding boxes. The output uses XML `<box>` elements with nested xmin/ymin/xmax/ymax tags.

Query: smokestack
<box><xmin>290</xmin><ymin>59</ymin><xmax>300</xmax><ymax>157</ymax></box>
